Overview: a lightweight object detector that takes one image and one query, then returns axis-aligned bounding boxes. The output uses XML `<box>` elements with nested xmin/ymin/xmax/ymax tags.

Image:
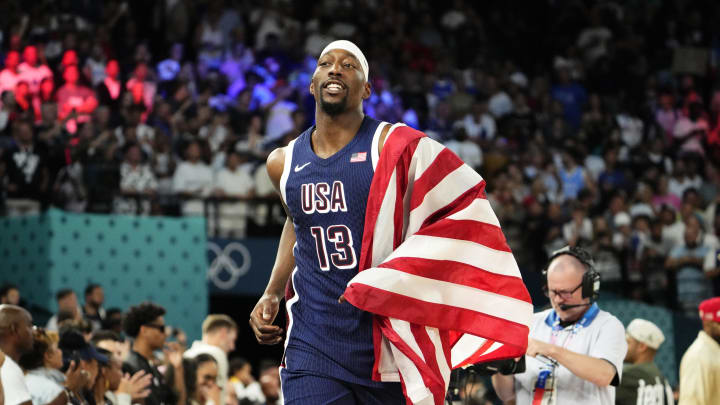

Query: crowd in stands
<box><xmin>0</xmin><ymin>0</ymin><xmax>718</xmax><ymax>331</ymax></box>
<box><xmin>0</xmin><ymin>283</ymin><xmax>281</xmax><ymax>405</ymax></box>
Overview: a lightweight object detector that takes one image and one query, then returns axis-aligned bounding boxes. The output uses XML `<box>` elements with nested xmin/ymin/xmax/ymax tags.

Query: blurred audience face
<box><xmin>196</xmin><ymin>360</ymin><xmax>219</xmax><ymax>396</ymax></box>
<box><xmin>141</xmin><ymin>316</ymin><xmax>167</xmax><ymax>350</ymax></box>
<box><xmin>546</xmin><ymin>255</ymin><xmax>590</xmax><ymax>322</ymax></box>
<box><xmin>186</xmin><ymin>143</ymin><xmax>201</xmax><ymax>162</ymax></box>
<box><xmin>58</xmin><ymin>292</ymin><xmax>79</xmax><ymax>315</ymax></box>
<box><xmin>22</xmin><ymin>46</ymin><xmax>38</xmax><ymax>66</ymax></box>
<box><xmin>683</xmin><ymin>217</ymin><xmax>700</xmax><ymax>248</ymax></box>
<box><xmin>1</xmin><ymin>287</ymin><xmax>20</xmax><ymax>305</ymax></box>
<box><xmin>106</xmin><ymin>60</ymin><xmax>119</xmax><ymax>79</ymax></box>
<box><xmin>40</xmin><ymin>78</ymin><xmax>54</xmax><ymax>99</ymax></box>
<box><xmin>95</xmin><ymin>339</ymin><xmax>124</xmax><ymax>361</ymax></box>
<box><xmin>126</xmin><ymin>145</ymin><xmax>142</xmax><ymax>165</ymax></box>
<box><xmin>4</xmin><ymin>51</ymin><xmax>20</xmax><ymax>70</ymax></box>
<box><xmin>80</xmin><ymin>358</ymin><xmax>99</xmax><ymax>388</ymax></box>
<box><xmin>63</xmin><ymin>66</ymin><xmax>80</xmax><ymax>85</ymax></box>
<box><xmin>87</xmin><ymin>286</ymin><xmax>104</xmax><ymax>308</ymax></box>
<box><xmin>62</xmin><ymin>50</ymin><xmax>79</xmax><ymax>67</ymax></box>
<box><xmin>45</xmin><ymin>340</ymin><xmax>63</xmax><ymax>369</ymax></box>
<box><xmin>14</xmin><ymin>121</ymin><xmax>33</xmax><ymax>145</ymax></box>
<box><xmin>105</xmin><ymin>355</ymin><xmax>124</xmax><ymax>390</ymax></box>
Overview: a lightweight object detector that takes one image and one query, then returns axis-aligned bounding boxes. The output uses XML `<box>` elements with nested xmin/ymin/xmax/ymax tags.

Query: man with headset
<box><xmin>492</xmin><ymin>246</ymin><xmax>627</xmax><ymax>405</ymax></box>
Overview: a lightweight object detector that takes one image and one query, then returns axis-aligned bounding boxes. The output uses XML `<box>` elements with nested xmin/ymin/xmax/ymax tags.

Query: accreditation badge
<box><xmin>532</xmin><ymin>368</ymin><xmax>557</xmax><ymax>405</ymax></box>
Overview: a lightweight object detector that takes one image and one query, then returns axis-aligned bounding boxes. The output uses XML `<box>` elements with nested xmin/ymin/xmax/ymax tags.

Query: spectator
<box><xmin>0</xmin><ymin>305</ymin><xmax>37</xmax><ymax>405</ymax></box>
<box><xmin>0</xmin><ymin>286</ymin><xmax>19</xmax><ymax>306</ymax></box>
<box><xmin>562</xmin><ymin>204</ymin><xmax>592</xmax><ymax>247</ymax></box>
<box><xmin>183</xmin><ymin>354</ymin><xmax>220</xmax><ymax>405</ymax></box>
<box><xmin>81</xmin><ymin>284</ymin><xmax>105</xmax><ymax>332</ymax></box>
<box><xmin>19</xmin><ymin>328</ymin><xmax>85</xmax><ymax>405</ymax></box>
<box><xmin>460</xmin><ymin>96</ymin><xmax>496</xmax><ymax>142</ymax></box>
<box><xmin>666</xmin><ymin>216</ymin><xmax>714</xmax><ymax>315</ymax></box>
<box><xmin>90</xmin><ymin>330</ymin><xmax>126</xmax><ymax>362</ymax></box>
<box><xmin>58</xmin><ymin>329</ymin><xmax>108</xmax><ymax>405</ymax></box>
<box><xmin>0</xmin><ymin>52</ymin><xmax>21</xmax><ymax>95</ymax></box>
<box><xmin>212</xmin><ymin>150</ymin><xmax>255</xmax><ymax>238</ymax></box>
<box><xmin>96</xmin><ymin>60</ymin><xmax>123</xmax><ymax>111</ymax></box>
<box><xmin>256</xmin><ymin>361</ymin><xmax>280</xmax><ymax>405</ymax></box>
<box><xmin>673</xmin><ymin>101</ymin><xmax>709</xmax><ymax>157</ymax></box>
<box><xmin>94</xmin><ymin>348</ymin><xmax>152</xmax><ymax>405</ymax></box>
<box><xmin>101</xmin><ymin>308</ymin><xmax>125</xmax><ymax>336</ymax></box>
<box><xmin>173</xmin><ymin>141</ymin><xmax>213</xmax><ymax>216</ymax></box>
<box><xmin>122</xmin><ymin>302</ymin><xmax>185</xmax><ymax>405</ymax></box>
<box><xmin>228</xmin><ymin>358</ymin><xmax>264</xmax><ymax>405</ymax></box>
<box><xmin>616</xmin><ymin>319</ymin><xmax>673</xmax><ymax>405</ymax></box>
<box><xmin>17</xmin><ymin>46</ymin><xmax>53</xmax><ymax>98</ymax></box>
<box><xmin>183</xmin><ymin>315</ymin><xmax>237</xmax><ymax>405</ymax></box>
<box><xmin>157</xmin><ymin>44</ymin><xmax>184</xmax><ymax>83</ymax></box>
<box><xmin>445</xmin><ymin>126</ymin><xmax>482</xmax><ymax>171</ymax></box>
<box><xmin>56</xmin><ymin>65</ymin><xmax>98</xmax><ymax>133</ymax></box>
<box><xmin>678</xmin><ymin>297</ymin><xmax>720</xmax><ymax>403</ymax></box>
<box><xmin>551</xmin><ymin>65</ymin><xmax>587</xmax><ymax>129</ymax></box>
<box><xmin>125</xmin><ymin>63</ymin><xmax>156</xmax><ymax>112</ymax></box>
<box><xmin>46</xmin><ymin>289</ymin><xmax>80</xmax><ymax>332</ymax></box>
<box><xmin>3</xmin><ymin>120</ymin><xmax>49</xmax><ymax>215</ymax></box>
<box><xmin>114</xmin><ymin>143</ymin><xmax>158</xmax><ymax>215</ymax></box>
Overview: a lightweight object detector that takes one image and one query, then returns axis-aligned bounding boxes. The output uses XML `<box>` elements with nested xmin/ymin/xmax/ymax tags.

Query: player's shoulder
<box><xmin>266</xmin><ymin>146</ymin><xmax>288</xmax><ymax>186</ymax></box>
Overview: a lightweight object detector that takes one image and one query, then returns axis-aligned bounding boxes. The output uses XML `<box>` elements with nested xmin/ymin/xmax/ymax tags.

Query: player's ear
<box><xmin>309</xmin><ymin>79</ymin><xmax>315</xmax><ymax>97</ymax></box>
<box><xmin>362</xmin><ymin>80</ymin><xmax>371</xmax><ymax>100</ymax></box>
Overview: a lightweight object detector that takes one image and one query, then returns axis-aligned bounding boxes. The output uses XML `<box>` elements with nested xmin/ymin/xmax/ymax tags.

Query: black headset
<box><xmin>541</xmin><ymin>245</ymin><xmax>600</xmax><ymax>302</ymax></box>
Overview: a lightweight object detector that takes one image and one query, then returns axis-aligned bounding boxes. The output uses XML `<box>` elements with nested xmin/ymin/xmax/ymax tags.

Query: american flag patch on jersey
<box><xmin>350</xmin><ymin>151</ymin><xmax>367</xmax><ymax>162</ymax></box>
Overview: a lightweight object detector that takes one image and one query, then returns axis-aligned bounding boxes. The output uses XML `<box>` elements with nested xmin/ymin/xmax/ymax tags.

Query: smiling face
<box><xmin>310</xmin><ymin>49</ymin><xmax>370</xmax><ymax>117</ymax></box>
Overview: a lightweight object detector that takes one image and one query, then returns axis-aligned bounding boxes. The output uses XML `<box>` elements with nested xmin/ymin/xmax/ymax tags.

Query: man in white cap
<box><xmin>248</xmin><ymin>39</ymin><xmax>531</xmax><ymax>404</ymax></box>
<box><xmin>616</xmin><ymin>319</ymin><xmax>674</xmax><ymax>405</ymax></box>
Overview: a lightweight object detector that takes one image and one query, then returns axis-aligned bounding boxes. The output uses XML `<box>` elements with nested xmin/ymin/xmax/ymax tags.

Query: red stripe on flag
<box><xmin>378</xmin><ymin>257</ymin><xmax>531</xmax><ymax>302</ymax></box>
<box><xmin>414</xmin><ymin>218</ymin><xmax>512</xmax><ymax>252</ymax></box>
<box><xmin>410</xmin><ymin>148</ymin><xmax>464</xmax><ymax>211</ymax></box>
<box><xmin>376</xmin><ymin>317</ymin><xmax>444</xmax><ymax>391</ymax></box>
<box><xmin>344</xmin><ymin>284</ymin><xmax>529</xmax><ymax>358</ymax></box>
<box><xmin>410</xmin><ymin>324</ymin><xmax>448</xmax><ymax>402</ymax></box>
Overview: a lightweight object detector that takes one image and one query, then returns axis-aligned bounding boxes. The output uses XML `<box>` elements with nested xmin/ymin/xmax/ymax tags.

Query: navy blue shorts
<box><xmin>280</xmin><ymin>368</ymin><xmax>405</xmax><ymax>404</ymax></box>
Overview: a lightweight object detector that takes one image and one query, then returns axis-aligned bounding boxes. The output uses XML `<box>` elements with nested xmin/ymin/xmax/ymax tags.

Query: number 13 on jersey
<box><xmin>309</xmin><ymin>225</ymin><xmax>357</xmax><ymax>271</ymax></box>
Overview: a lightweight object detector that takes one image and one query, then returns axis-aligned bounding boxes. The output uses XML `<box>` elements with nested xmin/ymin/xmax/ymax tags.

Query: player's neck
<box><xmin>312</xmin><ymin>110</ymin><xmax>364</xmax><ymax>158</ymax></box>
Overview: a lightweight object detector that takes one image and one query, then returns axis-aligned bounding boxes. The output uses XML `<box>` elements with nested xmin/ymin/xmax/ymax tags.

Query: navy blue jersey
<box><xmin>280</xmin><ymin>116</ymin><xmax>385</xmax><ymax>386</ymax></box>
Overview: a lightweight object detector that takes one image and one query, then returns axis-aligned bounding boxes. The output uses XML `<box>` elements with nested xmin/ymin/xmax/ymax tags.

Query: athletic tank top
<box><xmin>281</xmin><ymin>116</ymin><xmax>385</xmax><ymax>386</ymax></box>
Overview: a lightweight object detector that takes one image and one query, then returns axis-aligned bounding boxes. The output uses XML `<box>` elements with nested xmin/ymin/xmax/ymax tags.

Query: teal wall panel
<box><xmin>600</xmin><ymin>299</ymin><xmax>677</xmax><ymax>386</ymax></box>
<box><xmin>0</xmin><ymin>209</ymin><xmax>207</xmax><ymax>342</ymax></box>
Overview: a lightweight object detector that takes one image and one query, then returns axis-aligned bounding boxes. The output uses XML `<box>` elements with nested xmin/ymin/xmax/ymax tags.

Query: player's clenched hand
<box><xmin>249</xmin><ymin>293</ymin><xmax>284</xmax><ymax>345</ymax></box>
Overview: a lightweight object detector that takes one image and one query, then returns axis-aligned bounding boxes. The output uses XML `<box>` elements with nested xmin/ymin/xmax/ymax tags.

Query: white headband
<box><xmin>319</xmin><ymin>40</ymin><xmax>369</xmax><ymax>81</ymax></box>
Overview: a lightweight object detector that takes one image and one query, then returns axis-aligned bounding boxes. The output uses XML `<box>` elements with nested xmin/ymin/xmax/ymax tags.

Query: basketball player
<box><xmin>249</xmin><ymin>40</ymin><xmax>531</xmax><ymax>404</ymax></box>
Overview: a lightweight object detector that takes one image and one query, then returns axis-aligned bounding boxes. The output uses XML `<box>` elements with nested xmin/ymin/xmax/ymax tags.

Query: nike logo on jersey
<box><xmin>294</xmin><ymin>162</ymin><xmax>311</xmax><ymax>172</ymax></box>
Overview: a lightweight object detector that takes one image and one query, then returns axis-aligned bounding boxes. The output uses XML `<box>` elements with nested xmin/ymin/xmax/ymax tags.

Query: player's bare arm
<box><xmin>249</xmin><ymin>146</ymin><xmax>296</xmax><ymax>345</ymax></box>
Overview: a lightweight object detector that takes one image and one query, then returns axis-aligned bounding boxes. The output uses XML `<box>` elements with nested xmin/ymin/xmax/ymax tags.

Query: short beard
<box><xmin>319</xmin><ymin>93</ymin><xmax>348</xmax><ymax>116</ymax></box>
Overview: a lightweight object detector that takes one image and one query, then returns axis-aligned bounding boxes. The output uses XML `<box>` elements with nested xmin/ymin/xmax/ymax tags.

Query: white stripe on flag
<box><xmin>349</xmin><ymin>267</ymin><xmax>533</xmax><ymax>327</ymax></box>
<box><xmin>372</xmin><ymin>169</ymin><xmax>399</xmax><ymax>267</ymax></box>
<box><xmin>385</xmin><ymin>234</ymin><xmax>521</xmax><ymax>278</ymax></box>
<box><xmin>406</xmin><ymin>164</ymin><xmax>480</xmax><ymax>237</ymax></box>
<box><xmin>446</xmin><ymin>198</ymin><xmax>500</xmax><ymax>227</ymax></box>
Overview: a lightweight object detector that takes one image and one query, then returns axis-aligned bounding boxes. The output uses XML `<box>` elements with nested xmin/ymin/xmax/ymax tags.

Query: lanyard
<box><xmin>532</xmin><ymin>303</ymin><xmax>600</xmax><ymax>405</ymax></box>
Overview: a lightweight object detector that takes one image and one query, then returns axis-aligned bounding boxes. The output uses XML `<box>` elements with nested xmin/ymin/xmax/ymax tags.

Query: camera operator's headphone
<box><xmin>541</xmin><ymin>245</ymin><xmax>600</xmax><ymax>302</ymax></box>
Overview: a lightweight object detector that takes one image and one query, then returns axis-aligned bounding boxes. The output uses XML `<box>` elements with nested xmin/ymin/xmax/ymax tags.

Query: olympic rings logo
<box><xmin>207</xmin><ymin>241</ymin><xmax>251</xmax><ymax>290</ymax></box>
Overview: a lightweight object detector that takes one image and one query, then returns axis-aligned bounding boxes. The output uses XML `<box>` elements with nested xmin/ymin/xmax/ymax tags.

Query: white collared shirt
<box><xmin>513</xmin><ymin>307</ymin><xmax>627</xmax><ymax>405</ymax></box>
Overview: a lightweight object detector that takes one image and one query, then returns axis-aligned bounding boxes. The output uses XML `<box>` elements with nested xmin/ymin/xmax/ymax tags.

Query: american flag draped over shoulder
<box><xmin>343</xmin><ymin>123</ymin><xmax>533</xmax><ymax>405</ymax></box>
